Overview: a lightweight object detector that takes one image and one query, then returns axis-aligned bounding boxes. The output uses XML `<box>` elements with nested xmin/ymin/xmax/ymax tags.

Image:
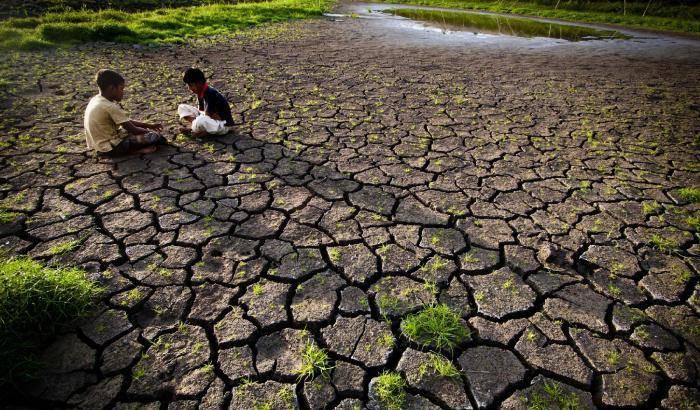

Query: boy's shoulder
<box><xmin>204</xmin><ymin>86</ymin><xmax>227</xmax><ymax>100</ymax></box>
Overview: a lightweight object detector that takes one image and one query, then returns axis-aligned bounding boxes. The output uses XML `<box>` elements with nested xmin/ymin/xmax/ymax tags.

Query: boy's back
<box><xmin>84</xmin><ymin>94</ymin><xmax>129</xmax><ymax>152</ymax></box>
<box><xmin>199</xmin><ymin>86</ymin><xmax>234</xmax><ymax>126</ymax></box>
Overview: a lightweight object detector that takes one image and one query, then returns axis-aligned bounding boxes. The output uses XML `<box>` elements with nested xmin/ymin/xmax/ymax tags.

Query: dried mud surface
<box><xmin>0</xmin><ymin>8</ymin><xmax>699</xmax><ymax>409</ymax></box>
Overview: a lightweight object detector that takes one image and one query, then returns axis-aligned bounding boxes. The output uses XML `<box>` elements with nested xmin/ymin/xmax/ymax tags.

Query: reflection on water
<box><xmin>385</xmin><ymin>8</ymin><xmax>631</xmax><ymax>41</ymax></box>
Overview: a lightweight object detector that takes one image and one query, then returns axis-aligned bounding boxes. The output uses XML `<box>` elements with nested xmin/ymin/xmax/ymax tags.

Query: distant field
<box><xmin>372</xmin><ymin>0</ymin><xmax>700</xmax><ymax>33</ymax></box>
<box><xmin>0</xmin><ymin>0</ymin><xmax>244</xmax><ymax>19</ymax></box>
<box><xmin>0</xmin><ymin>0</ymin><xmax>332</xmax><ymax>50</ymax></box>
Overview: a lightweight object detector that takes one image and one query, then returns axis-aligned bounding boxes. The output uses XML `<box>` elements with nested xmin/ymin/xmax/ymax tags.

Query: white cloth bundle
<box><xmin>177</xmin><ymin>104</ymin><xmax>229</xmax><ymax>135</ymax></box>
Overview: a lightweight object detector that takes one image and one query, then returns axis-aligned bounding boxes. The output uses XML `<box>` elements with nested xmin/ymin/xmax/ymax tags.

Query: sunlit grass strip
<box><xmin>371</xmin><ymin>0</ymin><xmax>700</xmax><ymax>34</ymax></box>
<box><xmin>400</xmin><ymin>304</ymin><xmax>471</xmax><ymax>350</ymax></box>
<box><xmin>0</xmin><ymin>256</ymin><xmax>102</xmax><ymax>336</ymax></box>
<box><xmin>0</xmin><ymin>257</ymin><xmax>102</xmax><ymax>384</ymax></box>
<box><xmin>0</xmin><ymin>0</ymin><xmax>334</xmax><ymax>50</ymax></box>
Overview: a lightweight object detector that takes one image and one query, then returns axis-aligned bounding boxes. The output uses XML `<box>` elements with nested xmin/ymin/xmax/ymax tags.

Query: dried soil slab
<box><xmin>457</xmin><ymin>218</ymin><xmax>513</xmax><ymax>250</ymax></box>
<box><xmin>214</xmin><ymin>306</ymin><xmax>257</xmax><ymax>344</ymax></box>
<box><xmin>128</xmin><ymin>325</ymin><xmax>214</xmax><ymax>397</ymax></box>
<box><xmin>501</xmin><ymin>375</ymin><xmax>594</xmax><ymax>410</ymax></box>
<box><xmin>515</xmin><ymin>326</ymin><xmax>592</xmax><ymax>386</ymax></box>
<box><xmin>419</xmin><ymin>227</ymin><xmax>467</xmax><ymax>255</ymax></box>
<box><xmin>543</xmin><ymin>283</ymin><xmax>610</xmax><ymax>333</ymax></box>
<box><xmin>218</xmin><ymin>345</ymin><xmax>255</xmax><ymax>381</ymax></box>
<box><xmin>240</xmin><ymin>279</ymin><xmax>291</xmax><ymax>328</ymax></box>
<box><xmin>459</xmin><ymin>246</ymin><xmax>500</xmax><ymax>273</ymax></box>
<box><xmin>303</xmin><ymin>377</ymin><xmax>336</xmax><ymax>410</ymax></box>
<box><xmin>459</xmin><ymin>346</ymin><xmax>526</xmax><ymax>408</ymax></box>
<box><xmin>291</xmin><ymin>270</ymin><xmax>344</xmax><ymax>323</ymax></box>
<box><xmin>332</xmin><ymin>361</ymin><xmax>366</xmax><ymax>394</ymax></box>
<box><xmin>230</xmin><ymin>381</ymin><xmax>298</xmax><ymax>410</ymax></box>
<box><xmin>235</xmin><ymin>209</ymin><xmax>286</xmax><ymax>238</ymax></box>
<box><xmin>338</xmin><ymin>286</ymin><xmax>370</xmax><ymax>314</ymax></box>
<box><xmin>322</xmin><ymin>315</ymin><xmax>394</xmax><ymax>368</ymax></box>
<box><xmin>255</xmin><ymin>328</ymin><xmax>307</xmax><ymax>378</ymax></box>
<box><xmin>328</xmin><ymin>242</ymin><xmax>377</xmax><ymax>285</ymax></box>
<box><xmin>398</xmin><ymin>349</ymin><xmax>471</xmax><ymax>409</ymax></box>
<box><xmin>661</xmin><ymin>385</ymin><xmax>700</xmax><ymax>410</ymax></box>
<box><xmin>367</xmin><ymin>376</ymin><xmax>441</xmax><ymax>410</ymax></box>
<box><xmin>395</xmin><ymin>196</ymin><xmax>449</xmax><ymax>225</ymax></box>
<box><xmin>371</xmin><ymin>275</ymin><xmax>436</xmax><ymax>317</ymax></box>
<box><xmin>645</xmin><ymin>305</ymin><xmax>700</xmax><ymax>349</ymax></box>
<box><xmin>580</xmin><ymin>245</ymin><xmax>641</xmax><ymax>278</ymax></box>
<box><xmin>469</xmin><ymin>317</ymin><xmax>529</xmax><ymax>345</ymax></box>
<box><xmin>189</xmin><ymin>282</ymin><xmax>236</xmax><ymax>322</ymax></box>
<box><xmin>466</xmin><ymin>267</ymin><xmax>535</xmax><ymax>320</ymax></box>
<box><xmin>348</xmin><ymin>185</ymin><xmax>396</xmax><ymax>215</ymax></box>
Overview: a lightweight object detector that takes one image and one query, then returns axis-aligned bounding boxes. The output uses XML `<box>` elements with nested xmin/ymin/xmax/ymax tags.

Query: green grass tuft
<box><xmin>0</xmin><ymin>0</ymin><xmax>333</xmax><ymax>50</ymax></box>
<box><xmin>0</xmin><ymin>257</ymin><xmax>102</xmax><ymax>385</ymax></box>
<box><xmin>374</xmin><ymin>371</ymin><xmax>406</xmax><ymax>410</ymax></box>
<box><xmin>0</xmin><ymin>211</ymin><xmax>20</xmax><ymax>224</ymax></box>
<box><xmin>296</xmin><ymin>341</ymin><xmax>332</xmax><ymax>381</ymax></box>
<box><xmin>678</xmin><ymin>187</ymin><xmax>700</xmax><ymax>203</ymax></box>
<box><xmin>649</xmin><ymin>234</ymin><xmax>679</xmax><ymax>253</ymax></box>
<box><xmin>427</xmin><ymin>352</ymin><xmax>460</xmax><ymax>378</ymax></box>
<box><xmin>400</xmin><ymin>304</ymin><xmax>471</xmax><ymax>350</ymax></box>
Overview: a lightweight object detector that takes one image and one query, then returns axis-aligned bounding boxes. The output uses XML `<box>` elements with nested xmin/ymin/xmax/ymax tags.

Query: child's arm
<box><xmin>121</xmin><ymin>120</ymin><xmax>152</xmax><ymax>135</ymax></box>
<box><xmin>130</xmin><ymin>120</ymin><xmax>163</xmax><ymax>131</ymax></box>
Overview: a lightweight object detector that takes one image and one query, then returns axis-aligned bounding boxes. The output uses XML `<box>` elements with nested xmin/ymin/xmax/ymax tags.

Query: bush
<box><xmin>0</xmin><ymin>257</ymin><xmax>102</xmax><ymax>385</ymax></box>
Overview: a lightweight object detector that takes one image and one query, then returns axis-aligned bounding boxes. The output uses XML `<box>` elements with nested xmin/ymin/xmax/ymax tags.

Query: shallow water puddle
<box><xmin>383</xmin><ymin>8</ymin><xmax>630</xmax><ymax>41</ymax></box>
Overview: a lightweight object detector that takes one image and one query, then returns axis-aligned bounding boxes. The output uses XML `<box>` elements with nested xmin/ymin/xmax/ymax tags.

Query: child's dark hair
<box><xmin>95</xmin><ymin>69</ymin><xmax>124</xmax><ymax>92</ymax></box>
<box><xmin>183</xmin><ymin>68</ymin><xmax>206</xmax><ymax>84</ymax></box>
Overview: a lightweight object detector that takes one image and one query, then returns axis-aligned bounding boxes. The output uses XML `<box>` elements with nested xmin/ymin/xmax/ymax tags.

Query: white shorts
<box><xmin>177</xmin><ymin>104</ymin><xmax>229</xmax><ymax>135</ymax></box>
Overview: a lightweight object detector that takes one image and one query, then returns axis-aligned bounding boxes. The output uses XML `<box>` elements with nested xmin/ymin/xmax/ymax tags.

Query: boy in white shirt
<box><xmin>84</xmin><ymin>69</ymin><xmax>165</xmax><ymax>156</ymax></box>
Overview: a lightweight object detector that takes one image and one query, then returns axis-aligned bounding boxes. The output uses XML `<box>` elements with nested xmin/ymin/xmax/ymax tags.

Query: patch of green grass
<box><xmin>642</xmin><ymin>201</ymin><xmax>662</xmax><ymax>215</ymax></box>
<box><xmin>400</xmin><ymin>304</ymin><xmax>471</xmax><ymax>350</ymax></box>
<box><xmin>371</xmin><ymin>0</ymin><xmax>700</xmax><ymax>34</ymax></box>
<box><xmin>296</xmin><ymin>341</ymin><xmax>332</xmax><ymax>381</ymax></box>
<box><xmin>426</xmin><ymin>352</ymin><xmax>460</xmax><ymax>378</ymax></box>
<box><xmin>0</xmin><ymin>211</ymin><xmax>21</xmax><ymax>224</ymax></box>
<box><xmin>678</xmin><ymin>187</ymin><xmax>700</xmax><ymax>203</ymax></box>
<box><xmin>0</xmin><ymin>257</ymin><xmax>102</xmax><ymax>385</ymax></box>
<box><xmin>0</xmin><ymin>0</ymin><xmax>332</xmax><ymax>50</ymax></box>
<box><xmin>48</xmin><ymin>238</ymin><xmax>82</xmax><ymax>255</ymax></box>
<box><xmin>649</xmin><ymin>234</ymin><xmax>679</xmax><ymax>253</ymax></box>
<box><xmin>374</xmin><ymin>371</ymin><xmax>406</xmax><ymax>410</ymax></box>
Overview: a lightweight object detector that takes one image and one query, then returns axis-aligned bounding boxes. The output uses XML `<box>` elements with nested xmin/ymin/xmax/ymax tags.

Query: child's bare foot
<box><xmin>134</xmin><ymin>146</ymin><xmax>157</xmax><ymax>155</ymax></box>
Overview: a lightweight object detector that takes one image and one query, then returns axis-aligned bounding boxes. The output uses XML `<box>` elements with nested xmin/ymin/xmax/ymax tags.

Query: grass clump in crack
<box><xmin>296</xmin><ymin>340</ymin><xmax>332</xmax><ymax>381</ymax></box>
<box><xmin>374</xmin><ymin>371</ymin><xmax>407</xmax><ymax>410</ymax></box>
<box><xmin>400</xmin><ymin>304</ymin><xmax>470</xmax><ymax>350</ymax></box>
<box><xmin>0</xmin><ymin>256</ymin><xmax>102</xmax><ymax>385</ymax></box>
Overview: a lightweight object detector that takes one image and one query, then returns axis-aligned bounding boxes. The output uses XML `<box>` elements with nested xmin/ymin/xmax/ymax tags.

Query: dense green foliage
<box><xmin>0</xmin><ymin>0</ymin><xmax>332</xmax><ymax>50</ymax></box>
<box><xmin>374</xmin><ymin>0</ymin><xmax>700</xmax><ymax>33</ymax></box>
<box><xmin>400</xmin><ymin>304</ymin><xmax>471</xmax><ymax>350</ymax></box>
<box><xmin>0</xmin><ymin>257</ymin><xmax>102</xmax><ymax>384</ymax></box>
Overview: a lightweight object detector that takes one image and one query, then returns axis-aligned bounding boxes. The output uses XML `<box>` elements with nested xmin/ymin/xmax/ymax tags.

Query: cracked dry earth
<box><xmin>1</xmin><ymin>6</ymin><xmax>700</xmax><ymax>410</ymax></box>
